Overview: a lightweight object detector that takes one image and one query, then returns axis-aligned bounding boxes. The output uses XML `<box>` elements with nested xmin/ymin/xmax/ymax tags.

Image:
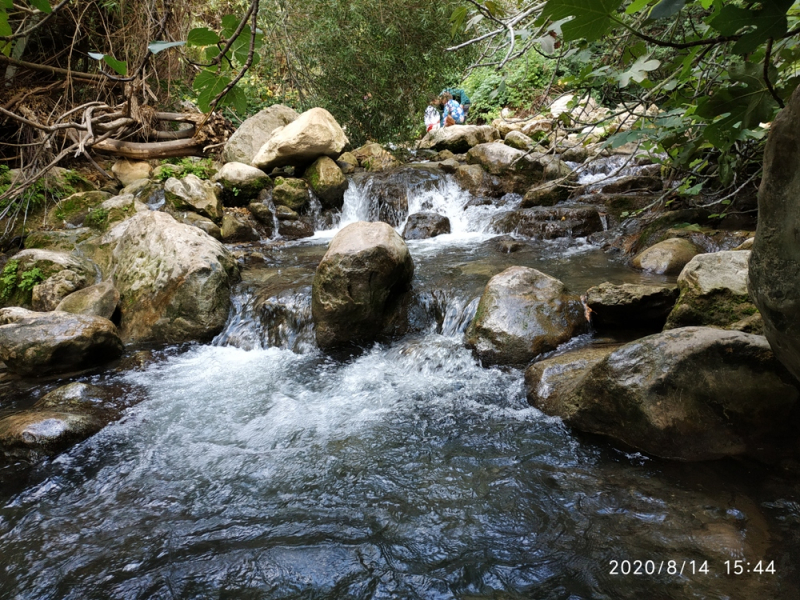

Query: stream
<box><xmin>1</xmin><ymin>161</ymin><xmax>799</xmax><ymax>599</ymax></box>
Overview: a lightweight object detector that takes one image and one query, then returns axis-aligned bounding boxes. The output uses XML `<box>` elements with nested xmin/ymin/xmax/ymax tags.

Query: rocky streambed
<box><xmin>1</xmin><ymin>103</ymin><xmax>800</xmax><ymax>598</ymax></box>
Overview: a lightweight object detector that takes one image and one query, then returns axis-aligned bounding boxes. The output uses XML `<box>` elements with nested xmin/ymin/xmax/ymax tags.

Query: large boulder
<box><xmin>402</xmin><ymin>212</ymin><xmax>451</xmax><ymax>240</ymax></box>
<box><xmin>0</xmin><ymin>307</ymin><xmax>123</xmax><ymax>376</ymax></box>
<box><xmin>55</xmin><ymin>280</ymin><xmax>120</xmax><ymax>320</ymax></box>
<box><xmin>221</xmin><ymin>212</ymin><xmax>259</xmax><ymax>242</ymax></box>
<box><xmin>164</xmin><ymin>174</ymin><xmax>223</xmax><ymax>222</ymax></box>
<box><xmin>632</xmin><ymin>238</ymin><xmax>700</xmax><ymax>275</ymax></box>
<box><xmin>666</xmin><ymin>250</ymin><xmax>759</xmax><ymax>330</ymax></box>
<box><xmin>312</xmin><ymin>221</ymin><xmax>414</xmax><ymax>349</ymax></box>
<box><xmin>527</xmin><ymin>327</ymin><xmax>799</xmax><ymax>461</ymax></box>
<box><xmin>419</xmin><ymin>125</ymin><xmax>499</xmax><ymax>153</ymax></box>
<box><xmin>351</xmin><ymin>142</ymin><xmax>399</xmax><ymax>172</ymax></box>
<box><xmin>304</xmin><ymin>156</ymin><xmax>347</xmax><ymax>209</ymax></box>
<box><xmin>586</xmin><ymin>282</ymin><xmax>679</xmax><ymax>329</ymax></box>
<box><xmin>749</xmin><ymin>86</ymin><xmax>800</xmax><ymax>382</ymax></box>
<box><xmin>252</xmin><ymin>107</ymin><xmax>348</xmax><ymax>171</ymax></box>
<box><xmin>271</xmin><ymin>177</ymin><xmax>309</xmax><ymax>211</ymax></box>
<box><xmin>465</xmin><ymin>266</ymin><xmax>586</xmax><ymax>366</ymax></box>
<box><xmin>223</xmin><ymin>104</ymin><xmax>299</xmax><ymax>164</ymax></box>
<box><xmin>466</xmin><ymin>143</ymin><xmax>572</xmax><ymax>193</ymax></box>
<box><xmin>94</xmin><ymin>211</ymin><xmax>238</xmax><ymax>343</ymax></box>
<box><xmin>212</xmin><ymin>162</ymin><xmax>270</xmax><ymax>206</ymax></box>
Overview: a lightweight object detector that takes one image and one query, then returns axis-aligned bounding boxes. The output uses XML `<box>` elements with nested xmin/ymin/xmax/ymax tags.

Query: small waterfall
<box><xmin>569</xmin><ymin>155</ymin><xmax>658</xmax><ymax>191</ymax></box>
<box><xmin>412</xmin><ymin>290</ymin><xmax>481</xmax><ymax>337</ymax></box>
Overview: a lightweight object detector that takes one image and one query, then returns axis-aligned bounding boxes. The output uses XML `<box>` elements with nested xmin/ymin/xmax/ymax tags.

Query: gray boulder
<box><xmin>586</xmin><ymin>282</ymin><xmax>679</xmax><ymax>329</ymax></box>
<box><xmin>504</xmin><ymin>130</ymin><xmax>535</xmax><ymax>151</ymax></box>
<box><xmin>0</xmin><ymin>307</ymin><xmax>123</xmax><ymax>376</ymax></box>
<box><xmin>465</xmin><ymin>266</ymin><xmax>586</xmax><ymax>366</ymax></box>
<box><xmin>223</xmin><ymin>104</ymin><xmax>299</xmax><ymax>164</ymax></box>
<box><xmin>164</xmin><ymin>174</ymin><xmax>223</xmax><ymax>223</ymax></box>
<box><xmin>31</xmin><ymin>269</ymin><xmax>88</xmax><ymax>311</ymax></box>
<box><xmin>221</xmin><ymin>212</ymin><xmax>259</xmax><ymax>242</ymax></box>
<box><xmin>402</xmin><ymin>212</ymin><xmax>451</xmax><ymax>240</ymax></box>
<box><xmin>252</xmin><ymin>107</ymin><xmax>348</xmax><ymax>171</ymax></box>
<box><xmin>632</xmin><ymin>238</ymin><xmax>700</xmax><ymax>275</ymax></box>
<box><xmin>213</xmin><ymin>162</ymin><xmax>270</xmax><ymax>206</ymax></box>
<box><xmin>312</xmin><ymin>221</ymin><xmax>414</xmax><ymax>349</ymax></box>
<box><xmin>527</xmin><ymin>327</ymin><xmax>799</xmax><ymax>461</ymax></box>
<box><xmin>35</xmin><ymin>382</ymin><xmax>110</xmax><ymax>412</ymax></box>
<box><xmin>304</xmin><ymin>156</ymin><xmax>348</xmax><ymax>208</ymax></box>
<box><xmin>419</xmin><ymin>125</ymin><xmax>499</xmax><ymax>153</ymax></box>
<box><xmin>55</xmin><ymin>280</ymin><xmax>120</xmax><ymax>320</ymax></box>
<box><xmin>749</xmin><ymin>85</ymin><xmax>800</xmax><ymax>382</ymax></box>
<box><xmin>666</xmin><ymin>250</ymin><xmax>759</xmax><ymax>330</ymax></box>
<box><xmin>272</xmin><ymin>177</ymin><xmax>309</xmax><ymax>211</ymax></box>
<box><xmin>0</xmin><ymin>410</ymin><xmax>104</xmax><ymax>461</ymax></box>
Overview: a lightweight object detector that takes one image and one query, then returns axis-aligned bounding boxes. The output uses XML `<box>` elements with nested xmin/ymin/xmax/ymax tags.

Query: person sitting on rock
<box><xmin>440</xmin><ymin>92</ymin><xmax>465</xmax><ymax>127</ymax></box>
<box><xmin>442</xmin><ymin>87</ymin><xmax>471</xmax><ymax>117</ymax></box>
<box><xmin>424</xmin><ymin>97</ymin><xmax>442</xmax><ymax>132</ymax></box>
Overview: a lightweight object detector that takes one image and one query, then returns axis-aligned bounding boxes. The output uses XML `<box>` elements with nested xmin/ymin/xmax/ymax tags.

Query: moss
<box><xmin>665</xmin><ymin>289</ymin><xmax>759</xmax><ymax>330</ymax></box>
<box><xmin>84</xmin><ymin>207</ymin><xmax>109</xmax><ymax>230</ymax></box>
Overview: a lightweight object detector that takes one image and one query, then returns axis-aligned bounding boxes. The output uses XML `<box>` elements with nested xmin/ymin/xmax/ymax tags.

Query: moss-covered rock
<box><xmin>47</xmin><ymin>191</ymin><xmax>112</xmax><ymax>228</ymax></box>
<box><xmin>272</xmin><ymin>177</ymin><xmax>309</xmax><ymax>211</ymax></box>
<box><xmin>213</xmin><ymin>162</ymin><xmax>271</xmax><ymax>206</ymax></box>
<box><xmin>304</xmin><ymin>156</ymin><xmax>347</xmax><ymax>208</ymax></box>
<box><xmin>164</xmin><ymin>174</ymin><xmax>223</xmax><ymax>222</ymax></box>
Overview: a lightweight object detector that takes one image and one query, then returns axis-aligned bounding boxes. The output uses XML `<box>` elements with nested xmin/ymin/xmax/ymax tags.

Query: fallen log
<box><xmin>91</xmin><ymin>137</ymin><xmax>204</xmax><ymax>159</ymax></box>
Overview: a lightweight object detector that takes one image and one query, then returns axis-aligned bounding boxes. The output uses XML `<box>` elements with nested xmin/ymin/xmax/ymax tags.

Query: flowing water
<box><xmin>2</xmin><ymin>164</ymin><xmax>799</xmax><ymax>599</ymax></box>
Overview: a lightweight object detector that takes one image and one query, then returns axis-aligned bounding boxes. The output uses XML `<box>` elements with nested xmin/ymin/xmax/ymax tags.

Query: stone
<box><xmin>213</xmin><ymin>162</ymin><xmax>270</xmax><ymax>206</ymax></box>
<box><xmin>223</xmin><ymin>104</ymin><xmax>299</xmax><ymax>164</ymax></box>
<box><xmin>168</xmin><ymin>210</ymin><xmax>222</xmax><ymax>240</ymax></box>
<box><xmin>665</xmin><ymin>250</ymin><xmax>759</xmax><ymax>330</ymax></box>
<box><xmin>312</xmin><ymin>221</ymin><xmax>414</xmax><ymax>349</ymax></box>
<box><xmin>337</xmin><ymin>151</ymin><xmax>359</xmax><ymax>169</ymax></box>
<box><xmin>454</xmin><ymin>164</ymin><xmax>486</xmax><ymax>195</ymax></box>
<box><xmin>504</xmin><ymin>130</ymin><xmax>534</xmax><ymax>151</ymax></box>
<box><xmin>0</xmin><ymin>410</ymin><xmax>104</xmax><ymax>461</ymax></box>
<box><xmin>465</xmin><ymin>266</ymin><xmax>586</xmax><ymax>366</ymax></box>
<box><xmin>304</xmin><ymin>156</ymin><xmax>348</xmax><ymax>209</ymax></box>
<box><xmin>100</xmin><ymin>193</ymin><xmax>149</xmax><ymax>227</ymax></box>
<box><xmin>418</xmin><ymin>125</ymin><xmax>500</xmax><ymax>153</ymax></box>
<box><xmin>466</xmin><ymin>143</ymin><xmax>572</xmax><ymax>192</ymax></box>
<box><xmin>490</xmin><ymin>206</ymin><xmax>603</xmax><ymax>240</ymax></box>
<box><xmin>275</xmin><ymin>205</ymin><xmax>299</xmax><ymax>220</ymax></box>
<box><xmin>55</xmin><ymin>280</ymin><xmax>120</xmax><ymax>320</ymax></box>
<box><xmin>248</xmin><ymin>202</ymin><xmax>275</xmax><ymax>234</ymax></box>
<box><xmin>111</xmin><ymin>160</ymin><xmax>152</xmax><ymax>186</ymax></box>
<box><xmin>351</xmin><ymin>142</ymin><xmax>399</xmax><ymax>172</ymax></box>
<box><xmin>434</xmin><ymin>149</ymin><xmax>456</xmax><ymax>161</ymax></box>
<box><xmin>402</xmin><ymin>212</ymin><xmax>451</xmax><ymax>240</ymax></box>
<box><xmin>528</xmin><ymin>327</ymin><xmax>799</xmax><ymax>461</ymax></box>
<box><xmin>520</xmin><ymin>119</ymin><xmax>552</xmax><ymax>137</ymax></box>
<box><xmin>164</xmin><ymin>174</ymin><xmax>223</xmax><ymax>222</ymax></box>
<box><xmin>23</xmin><ymin>229</ymin><xmax>94</xmax><ymax>253</ymax></box>
<box><xmin>31</xmin><ymin>269</ymin><xmax>88</xmax><ymax>312</ymax></box>
<box><xmin>35</xmin><ymin>382</ymin><xmax>110</xmax><ymax>412</ymax></box>
<box><xmin>47</xmin><ymin>191</ymin><xmax>112</xmax><ymax>228</ymax></box>
<box><xmin>94</xmin><ymin>211</ymin><xmax>238</xmax><ymax>343</ymax></box>
<box><xmin>221</xmin><ymin>212</ymin><xmax>259</xmax><ymax>242</ymax></box>
<box><xmin>1</xmin><ymin>249</ymin><xmax>96</xmax><ymax>308</ymax></box>
<box><xmin>439</xmin><ymin>158</ymin><xmax>460</xmax><ymax>174</ymax></box>
<box><xmin>492</xmin><ymin>119</ymin><xmax>522</xmax><ymax>137</ymax></box>
<box><xmin>0</xmin><ymin>307</ymin><xmax>123</xmax><ymax>376</ymax></box>
<box><xmin>121</xmin><ymin>178</ymin><xmax>153</xmax><ymax>198</ymax></box>
<box><xmin>520</xmin><ymin>182</ymin><xmax>571</xmax><ymax>207</ymax></box>
<box><xmin>252</xmin><ymin>107</ymin><xmax>348</xmax><ymax>171</ymax></box>
<box><xmin>348</xmin><ymin>166</ymin><xmax>443</xmax><ymax>227</ymax></box>
<box><xmin>632</xmin><ymin>238</ymin><xmax>700</xmax><ymax>275</ymax></box>
<box><xmin>600</xmin><ymin>175</ymin><xmax>663</xmax><ymax>194</ymax></box>
<box><xmin>278</xmin><ymin>218</ymin><xmax>314</xmax><ymax>240</ymax></box>
<box><xmin>586</xmin><ymin>282</ymin><xmax>679</xmax><ymax>329</ymax></box>
<box><xmin>560</xmin><ymin>145</ymin><xmax>590</xmax><ymax>163</ymax></box>
<box><xmin>749</xmin><ymin>85</ymin><xmax>800</xmax><ymax>382</ymax></box>
<box><xmin>272</xmin><ymin>177</ymin><xmax>309</xmax><ymax>211</ymax></box>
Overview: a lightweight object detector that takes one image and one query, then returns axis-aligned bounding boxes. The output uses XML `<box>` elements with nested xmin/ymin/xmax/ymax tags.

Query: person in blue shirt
<box><xmin>442</xmin><ymin>88</ymin><xmax>471</xmax><ymax>117</ymax></box>
<box><xmin>440</xmin><ymin>92</ymin><xmax>465</xmax><ymax>127</ymax></box>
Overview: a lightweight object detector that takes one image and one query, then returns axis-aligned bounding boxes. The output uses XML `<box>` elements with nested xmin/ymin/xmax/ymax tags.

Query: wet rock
<box><xmin>312</xmin><ymin>221</ymin><xmax>414</xmax><ymax>349</ymax></box>
<box><xmin>121</xmin><ymin>178</ymin><xmax>153</xmax><ymax>198</ymax></box>
<box><xmin>465</xmin><ymin>266</ymin><xmax>586</xmax><ymax>366</ymax></box>
<box><xmin>586</xmin><ymin>282</ymin><xmax>679</xmax><ymax>329</ymax></box>
<box><xmin>111</xmin><ymin>160</ymin><xmax>152</xmax><ymax>186</ymax></box>
<box><xmin>0</xmin><ymin>411</ymin><xmax>104</xmax><ymax>461</ymax></box>
<box><xmin>252</xmin><ymin>107</ymin><xmax>348</xmax><ymax>171</ymax></box>
<box><xmin>599</xmin><ymin>175</ymin><xmax>663</xmax><ymax>194</ymax></box>
<box><xmin>94</xmin><ymin>211</ymin><xmax>238</xmax><ymax>343</ymax></box>
<box><xmin>23</xmin><ymin>229</ymin><xmax>94</xmax><ymax>253</ymax></box>
<box><xmin>248</xmin><ymin>202</ymin><xmax>275</xmax><ymax>235</ymax></box>
<box><xmin>419</xmin><ymin>125</ymin><xmax>500</xmax><ymax>153</ymax></box>
<box><xmin>402</xmin><ymin>212</ymin><xmax>451</xmax><ymax>240</ymax></box>
<box><xmin>525</xmin><ymin>345</ymin><xmax>618</xmax><ymax>414</ymax></box>
<box><xmin>466</xmin><ymin>143</ymin><xmax>572</xmax><ymax>192</ymax></box>
<box><xmin>221</xmin><ymin>212</ymin><xmax>259</xmax><ymax>242</ymax></box>
<box><xmin>167</xmin><ymin>210</ymin><xmax>222</xmax><ymax>240</ymax></box>
<box><xmin>658</xmin><ymin>227</ymin><xmax>752</xmax><ymax>254</ymax></box>
<box><xmin>164</xmin><ymin>174</ymin><xmax>223</xmax><ymax>223</ymax></box>
<box><xmin>351</xmin><ymin>166</ymin><xmax>443</xmax><ymax>227</ymax></box>
<box><xmin>213</xmin><ymin>162</ymin><xmax>270</xmax><ymax>206</ymax></box>
<box><xmin>304</xmin><ymin>156</ymin><xmax>347</xmax><ymax>209</ymax></box>
<box><xmin>665</xmin><ymin>250</ymin><xmax>759</xmax><ymax>331</ymax></box>
<box><xmin>278</xmin><ymin>218</ymin><xmax>314</xmax><ymax>240</ymax></box>
<box><xmin>275</xmin><ymin>205</ymin><xmax>299</xmax><ymax>220</ymax></box>
<box><xmin>438</xmin><ymin>158</ymin><xmax>460</xmax><ymax>173</ymax></box>
<box><xmin>560</xmin><ymin>145</ymin><xmax>590</xmax><ymax>163</ymax></box>
<box><xmin>632</xmin><ymin>238</ymin><xmax>700</xmax><ymax>275</ymax></box>
<box><xmin>47</xmin><ymin>191</ymin><xmax>112</xmax><ymax>228</ymax></box>
<box><xmin>101</xmin><ymin>193</ymin><xmax>149</xmax><ymax>228</ymax></box>
<box><xmin>0</xmin><ymin>307</ymin><xmax>123</xmax><ymax>376</ymax></box>
<box><xmin>490</xmin><ymin>206</ymin><xmax>603</xmax><ymax>240</ymax></box>
<box><xmin>1</xmin><ymin>249</ymin><xmax>96</xmax><ymax>308</ymax></box>
<box><xmin>493</xmin><ymin>235</ymin><xmax>528</xmax><ymax>253</ymax></box>
<box><xmin>35</xmin><ymin>381</ymin><xmax>110</xmax><ymax>412</ymax></box>
<box><xmin>530</xmin><ymin>327</ymin><xmax>799</xmax><ymax>461</ymax></box>
<box><xmin>520</xmin><ymin>182</ymin><xmax>571</xmax><ymax>208</ymax></box>
<box><xmin>351</xmin><ymin>142</ymin><xmax>399</xmax><ymax>172</ymax></box>
<box><xmin>223</xmin><ymin>104</ymin><xmax>299</xmax><ymax>164</ymax></box>
<box><xmin>504</xmin><ymin>130</ymin><xmax>534</xmax><ymax>150</ymax></box>
<box><xmin>55</xmin><ymin>280</ymin><xmax>120</xmax><ymax>320</ymax></box>
<box><xmin>272</xmin><ymin>177</ymin><xmax>309</xmax><ymax>211</ymax></box>
<box><xmin>454</xmin><ymin>164</ymin><xmax>487</xmax><ymax>195</ymax></box>
<box><xmin>31</xmin><ymin>269</ymin><xmax>88</xmax><ymax>311</ymax></box>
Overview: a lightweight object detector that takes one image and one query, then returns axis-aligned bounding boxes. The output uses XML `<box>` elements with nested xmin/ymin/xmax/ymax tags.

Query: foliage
<box><xmin>0</xmin><ymin>260</ymin><xmax>18</xmax><ymax>302</ymax></box>
<box><xmin>18</xmin><ymin>266</ymin><xmax>44</xmax><ymax>292</ymax></box>
<box><xmin>84</xmin><ymin>208</ymin><xmax>109</xmax><ymax>229</ymax></box>
<box><xmin>153</xmin><ymin>157</ymin><xmax>216</xmax><ymax>181</ymax></box>
<box><xmin>0</xmin><ymin>259</ymin><xmax>43</xmax><ymax>303</ymax></box>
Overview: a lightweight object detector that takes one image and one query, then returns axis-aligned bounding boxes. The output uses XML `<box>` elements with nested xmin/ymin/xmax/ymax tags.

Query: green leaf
<box><xmin>221</xmin><ymin>85</ymin><xmax>247</xmax><ymax>113</ymax></box>
<box><xmin>148</xmin><ymin>40</ymin><xmax>186</xmax><ymax>54</ymax></box>
<box><xmin>648</xmin><ymin>0</ymin><xmax>685</xmax><ymax>20</ymax></box>
<box><xmin>221</xmin><ymin>14</ymin><xmax>240</xmax><ymax>38</ymax></box>
<box><xmin>187</xmin><ymin>27</ymin><xmax>220</xmax><ymax>47</ymax></box>
<box><xmin>0</xmin><ymin>0</ymin><xmax>13</xmax><ymax>9</ymax></box>
<box><xmin>710</xmin><ymin>1</ymin><xmax>791</xmax><ymax>54</ymax></box>
<box><xmin>450</xmin><ymin>5</ymin><xmax>468</xmax><ymax>37</ymax></box>
<box><xmin>28</xmin><ymin>0</ymin><xmax>52</xmax><ymax>14</ymax></box>
<box><xmin>88</xmin><ymin>52</ymin><xmax>128</xmax><ymax>76</ymax></box>
<box><xmin>626</xmin><ymin>0</ymin><xmax>656</xmax><ymax>15</ymax></box>
<box><xmin>542</xmin><ymin>0</ymin><xmax>624</xmax><ymax>42</ymax></box>
<box><xmin>195</xmin><ymin>73</ymin><xmax>231</xmax><ymax>112</ymax></box>
<box><xmin>192</xmin><ymin>69</ymin><xmax>218</xmax><ymax>91</ymax></box>
<box><xmin>617</xmin><ymin>55</ymin><xmax>660</xmax><ymax>87</ymax></box>
<box><xmin>0</xmin><ymin>12</ymin><xmax>11</xmax><ymax>38</ymax></box>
